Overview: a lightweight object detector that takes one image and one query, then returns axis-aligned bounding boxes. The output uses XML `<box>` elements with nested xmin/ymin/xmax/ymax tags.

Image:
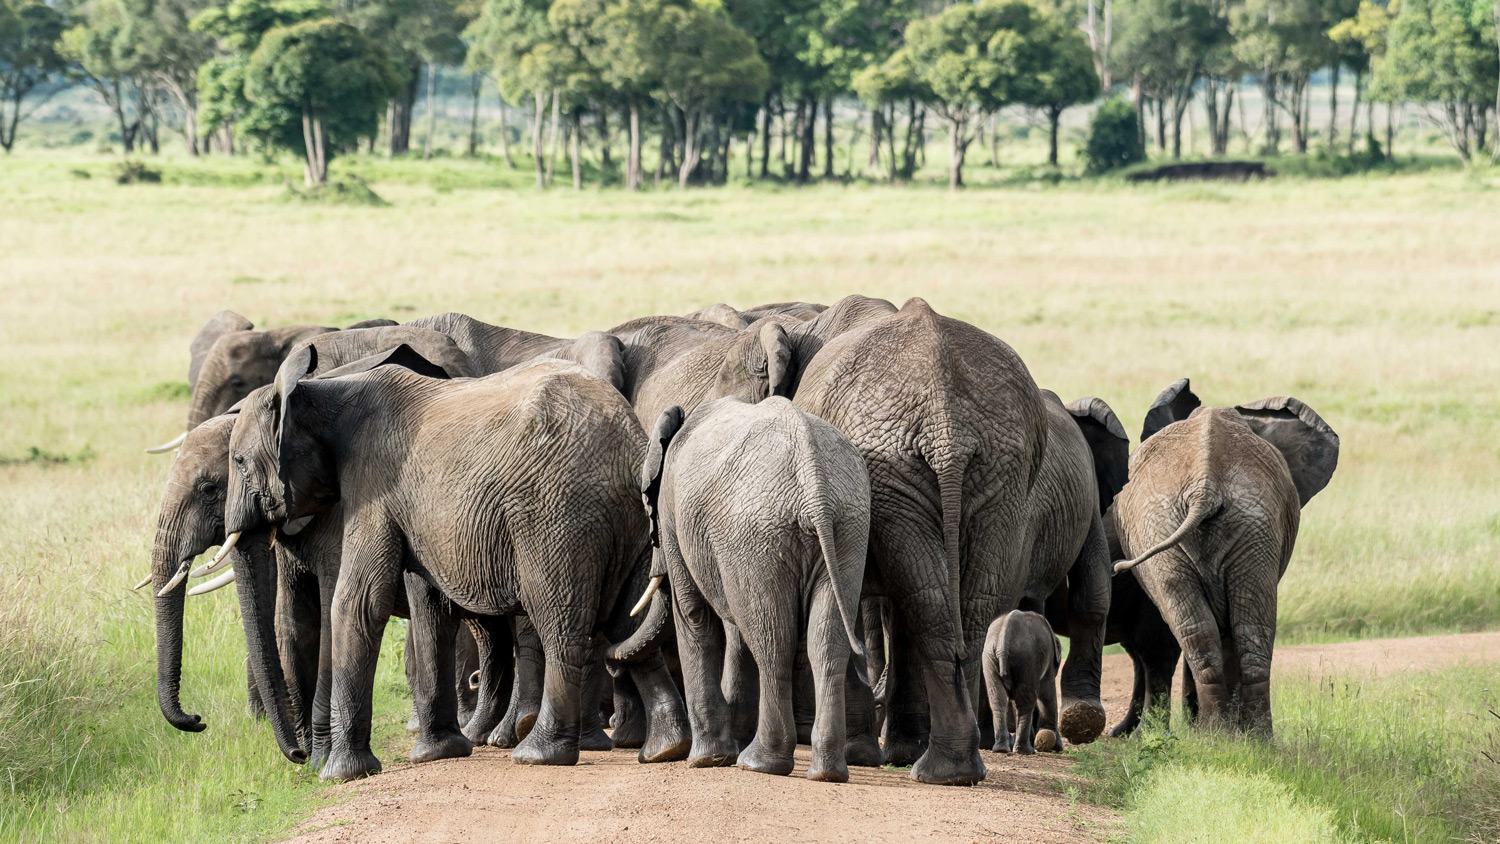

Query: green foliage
<box><xmin>1082</xmin><ymin>95</ymin><xmax>1144</xmax><ymax>173</ymax></box>
<box><xmin>1375</xmin><ymin>0</ymin><xmax>1498</xmax><ymax>161</ymax></box>
<box><xmin>280</xmin><ymin>171</ymin><xmax>388</xmax><ymax>204</ymax></box>
<box><xmin>112</xmin><ymin>157</ymin><xmax>162</xmax><ymax>182</ymax></box>
<box><xmin>901</xmin><ymin>0</ymin><xmax>1041</xmax><ymax>120</ymax></box>
<box><xmin>0</xmin><ymin>0</ymin><xmax>67</xmax><ymax>150</ymax></box>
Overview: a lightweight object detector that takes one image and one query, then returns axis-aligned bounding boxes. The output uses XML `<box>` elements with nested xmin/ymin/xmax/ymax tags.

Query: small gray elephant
<box><xmin>641</xmin><ymin>397</ymin><xmax>870</xmax><ymax>782</ymax></box>
<box><xmin>981</xmin><ymin>610</ymin><xmax>1060</xmax><ymax>755</ymax></box>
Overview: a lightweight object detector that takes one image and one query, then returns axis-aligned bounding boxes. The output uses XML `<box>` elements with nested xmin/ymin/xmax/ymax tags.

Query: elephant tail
<box><xmin>933</xmin><ymin>451</ymin><xmax>968</xmax><ymax>661</ymax></box>
<box><xmin>1112</xmin><ymin>494</ymin><xmax>1218</xmax><ymax>574</ymax></box>
<box><xmin>812</xmin><ymin>510</ymin><xmax>868</xmax><ymax>662</ymax></box>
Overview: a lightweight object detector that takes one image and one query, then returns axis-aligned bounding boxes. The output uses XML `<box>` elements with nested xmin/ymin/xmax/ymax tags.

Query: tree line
<box><xmin>2</xmin><ymin>0</ymin><xmax>1497</xmax><ymax>186</ymax></box>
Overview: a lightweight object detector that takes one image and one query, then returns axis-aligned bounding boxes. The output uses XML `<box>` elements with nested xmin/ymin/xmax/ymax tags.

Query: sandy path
<box><xmin>282</xmin><ymin>631</ymin><xmax>1500</xmax><ymax>844</ymax></box>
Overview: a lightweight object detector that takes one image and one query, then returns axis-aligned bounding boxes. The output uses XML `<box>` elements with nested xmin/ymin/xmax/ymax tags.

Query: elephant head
<box><xmin>222</xmin><ymin>345</ymin><xmax>453</xmax><ymax>764</ymax></box>
<box><xmin>1140</xmin><ymin>378</ymin><xmax>1201</xmax><ymax>442</ymax></box>
<box><xmin>148</xmin><ymin>410</ymin><xmax>240</xmax><ymax>733</ymax></box>
<box><xmin>1065</xmin><ymin>396</ymin><xmax>1130</xmax><ymax>516</ymax></box>
<box><xmin>184</xmin><ymin>318</ymin><xmax>338</xmax><ymax>434</ymax></box>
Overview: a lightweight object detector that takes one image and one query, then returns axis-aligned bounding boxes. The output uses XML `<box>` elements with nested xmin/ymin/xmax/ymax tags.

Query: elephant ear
<box><xmin>1234</xmin><ymin>396</ymin><xmax>1340</xmax><ymax>506</ymax></box>
<box><xmin>1141</xmin><ymin>378</ymin><xmax>1201</xmax><ymax>442</ymax></box>
<box><xmin>344</xmin><ymin>318</ymin><xmax>399</xmax><ymax>329</ymax></box>
<box><xmin>276</xmin><ymin>344</ymin><xmax>320</xmax><ymax>481</ymax></box>
<box><xmin>320</xmin><ymin>343</ymin><xmax>454</xmax><ymax>381</ymax></box>
<box><xmin>1066</xmin><ymin>396</ymin><xmax>1131</xmax><ymax>514</ymax></box>
<box><xmin>759</xmin><ymin>321</ymin><xmax>793</xmax><ymax>398</ymax></box>
<box><xmin>188</xmin><ymin>310</ymin><xmax>254</xmax><ymax>391</ymax></box>
<box><xmin>567</xmin><ymin>331</ymin><xmax>627</xmax><ymax>394</ymax></box>
<box><xmin>641</xmin><ymin>406</ymin><xmax>685</xmax><ymax>548</ymax></box>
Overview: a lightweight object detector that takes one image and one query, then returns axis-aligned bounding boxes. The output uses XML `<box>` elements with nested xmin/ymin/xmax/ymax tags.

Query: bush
<box><xmin>1082</xmin><ymin>97</ymin><xmax>1144</xmax><ymax>174</ymax></box>
<box><xmin>281</xmin><ymin>173</ymin><xmax>387</xmax><ymax>206</ymax></box>
<box><xmin>112</xmin><ymin>160</ymin><xmax>161</xmax><ymax>185</ymax></box>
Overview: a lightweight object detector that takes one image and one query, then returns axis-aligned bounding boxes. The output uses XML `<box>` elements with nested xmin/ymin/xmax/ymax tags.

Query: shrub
<box><xmin>1082</xmin><ymin>97</ymin><xmax>1144</xmax><ymax>174</ymax></box>
<box><xmin>112</xmin><ymin>160</ymin><xmax>161</xmax><ymax>185</ymax></box>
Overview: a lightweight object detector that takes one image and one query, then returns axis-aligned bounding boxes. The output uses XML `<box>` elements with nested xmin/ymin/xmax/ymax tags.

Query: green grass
<box><xmin>1073</xmin><ymin>666</ymin><xmax>1500</xmax><ymax>843</ymax></box>
<box><xmin>0</xmin><ymin>149</ymin><xmax>1497</xmax><ymax>841</ymax></box>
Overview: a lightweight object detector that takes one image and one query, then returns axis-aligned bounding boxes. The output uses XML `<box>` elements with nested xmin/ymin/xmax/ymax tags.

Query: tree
<box><xmin>1081</xmin><ymin>93</ymin><xmax>1144</xmax><ymax>170</ymax></box>
<box><xmin>1375</xmin><ymin>0</ymin><xmax>1496</xmax><ymax>161</ymax></box>
<box><xmin>243</xmin><ymin>17</ymin><xmax>400</xmax><ymax>183</ymax></box>
<box><xmin>467</xmin><ymin>0</ymin><xmax>563</xmax><ymax>185</ymax></box>
<box><xmin>118</xmin><ymin>0</ymin><xmax>218</xmax><ymax>154</ymax></box>
<box><xmin>61</xmin><ymin>0</ymin><xmax>149</xmax><ymax>152</ymax></box>
<box><xmin>1115</xmin><ymin>0</ymin><xmax>1227</xmax><ymax>158</ymax></box>
<box><xmin>550</xmin><ymin>0</ymin><xmax>657</xmax><ymax>189</ymax></box>
<box><xmin>1231</xmin><ymin>0</ymin><xmax>1333</xmax><ymax>153</ymax></box>
<box><xmin>900</xmin><ymin>0</ymin><xmax>1042</xmax><ymax>189</ymax></box>
<box><xmin>1018</xmin><ymin>12</ymin><xmax>1099</xmax><ymax>165</ymax></box>
<box><xmin>346</xmin><ymin>0</ymin><xmax>466</xmax><ymax>156</ymax></box>
<box><xmin>0</xmin><ymin>0</ymin><xmax>66</xmax><ymax>152</ymax></box>
<box><xmin>1332</xmin><ymin>0</ymin><xmax>1399</xmax><ymax>152</ymax></box>
<box><xmin>852</xmin><ymin>46</ymin><xmax>928</xmax><ymax>180</ymax></box>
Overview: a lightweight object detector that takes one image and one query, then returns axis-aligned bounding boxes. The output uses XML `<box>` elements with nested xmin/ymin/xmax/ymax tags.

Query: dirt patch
<box><xmin>282</xmin><ymin>631</ymin><xmax>1500</xmax><ymax>844</ymax></box>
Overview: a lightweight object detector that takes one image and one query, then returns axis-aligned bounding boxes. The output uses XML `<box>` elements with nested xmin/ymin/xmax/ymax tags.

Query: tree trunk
<box><xmin>1326</xmin><ymin>63</ymin><xmax>1339</xmax><ymax>152</ymax></box>
<box><xmin>468</xmin><ymin>73</ymin><xmax>482</xmax><ymax>157</ymax></box>
<box><xmin>598</xmin><ymin>108</ymin><xmax>611</xmax><ymax>171</ymax></box>
<box><xmin>545</xmin><ymin>89</ymin><xmax>561</xmax><ymax>185</ymax></box>
<box><xmin>1348</xmin><ymin>68</ymin><xmax>1362</xmax><ymax>156</ymax></box>
<box><xmin>678</xmin><ymin>108</ymin><xmax>702</xmax><ymax>188</ymax></box>
<box><xmin>886</xmin><ymin>104</ymin><xmax>897</xmax><ymax>180</ymax></box>
<box><xmin>823</xmin><ymin>96</ymin><xmax>834</xmax><ymax>178</ymax></box>
<box><xmin>778</xmin><ymin>99</ymin><xmax>788</xmax><ymax>175</ymax></box>
<box><xmin>1386</xmin><ymin>102</ymin><xmax>1395</xmax><ymax>158</ymax></box>
<box><xmin>1156</xmin><ymin>99</ymin><xmax>1166</xmax><ymax>153</ymax></box>
<box><xmin>498</xmin><ymin>92</ymin><xmax>515</xmax><ymax>168</ymax></box>
<box><xmin>948</xmin><ymin>114</ymin><xmax>968</xmax><ymax>190</ymax></box>
<box><xmin>1047</xmin><ymin>106</ymin><xmax>1061</xmax><ymax>166</ymax></box>
<box><xmin>627</xmin><ymin>100</ymin><xmax>642</xmax><ymax>191</ymax></box>
<box><xmin>300</xmin><ymin>106</ymin><xmax>327</xmax><ymax>186</ymax></box>
<box><xmin>1132</xmin><ymin>74</ymin><xmax>1145</xmax><ymax>152</ymax></box>
<box><xmin>570</xmin><ymin>113</ymin><xmax>582</xmax><ymax>190</ymax></box>
<box><xmin>759</xmin><ymin>95</ymin><xmax>773</xmax><ymax>178</ymax></box>
<box><xmin>869</xmin><ymin>108</ymin><xmax>882</xmax><ymax>169</ymax></box>
<box><xmin>423</xmin><ymin>64</ymin><xmax>438</xmax><ymax>160</ymax></box>
<box><xmin>532</xmin><ymin>90</ymin><xmax>546</xmax><ymax>188</ymax></box>
<box><xmin>792</xmin><ymin>99</ymin><xmax>807</xmax><ymax>182</ymax></box>
<box><xmin>388</xmin><ymin>69</ymin><xmax>419</xmax><ymax>156</ymax></box>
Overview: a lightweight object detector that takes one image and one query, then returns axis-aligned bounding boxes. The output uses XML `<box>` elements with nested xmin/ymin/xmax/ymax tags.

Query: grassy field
<box><xmin>1</xmin><ymin>149</ymin><xmax>1498</xmax><ymax>841</ymax></box>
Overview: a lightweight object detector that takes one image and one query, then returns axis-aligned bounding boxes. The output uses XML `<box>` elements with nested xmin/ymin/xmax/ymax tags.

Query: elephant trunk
<box><xmin>605</xmin><ymin>579</ymin><xmax>672</xmax><ymax>662</ymax></box>
<box><xmin>233</xmin><ymin>529</ymin><xmax>308</xmax><ymax>764</ymax></box>
<box><xmin>153</xmin><ymin>523</ymin><xmax>206</xmax><ymax>733</ymax></box>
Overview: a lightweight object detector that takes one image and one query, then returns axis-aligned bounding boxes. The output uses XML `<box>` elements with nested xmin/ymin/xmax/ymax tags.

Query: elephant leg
<box><xmin>861</xmin><ymin>597</ymin><xmax>890</xmax><ymax>737</ymax></box>
<box><xmin>454</xmin><ymin>624</ymin><xmax>480</xmax><ymax>729</ymax></box>
<box><xmin>403</xmin><ymin>571</ymin><xmax>472</xmax><ymax>765</ymax></box>
<box><xmin>1037</xmin><ymin>672</ymin><xmax>1061</xmax><ymax>752</ymax></box>
<box><xmin>1108</xmin><ymin>648</ymin><xmax>1148</xmax><ymax>738</ymax></box>
<box><xmin>404</xmin><ymin>634</ymin><xmax>421</xmax><ymax>735</ymax></box>
<box><xmin>1227</xmin><ymin>559</ymin><xmax>1278</xmax><ymax>737</ymax></box>
<box><xmin>1180</xmin><ymin>658</ymin><xmax>1199</xmax><ymax>725</ymax></box>
<box><xmin>806</xmin><ymin>583</ymin><xmax>851</xmax><ymax>783</ymax></box>
<box><xmin>880</xmin><ymin>616</ymin><xmax>930</xmax><ymax>767</ymax></box>
<box><xmin>624</xmin><ymin>653</ymin><xmax>691</xmax><ymax>763</ymax></box>
<box><xmin>1057</xmin><ymin>514</ymin><xmax>1110</xmax><ymax>745</ymax></box>
<box><xmin>308</xmin><ymin>574</ymin><xmax>336</xmax><ymax>771</ymax></box>
<box><xmin>489</xmin><ymin>617</ymin><xmax>543</xmax><ymax>748</ymax></box>
<box><xmin>722</xmin><ymin>622</ymin><xmax>760</xmax><ymax>748</ymax></box>
<box><xmin>735</xmin><ymin>595</ymin><xmax>798</xmax><ymax>777</ymax></box>
<box><xmin>276</xmin><ymin>566</ymin><xmax>318</xmax><ymax>741</ymax></box>
<box><xmin>843</xmin><ymin>653</ymin><xmax>883</xmax><ymax>767</ymax></box>
<box><xmin>976</xmin><ymin>668</ymin><xmax>995</xmax><ymax>750</ymax></box>
<box><xmin>1148</xmin><ymin>570</ymin><xmax>1230</xmax><ymax>730</ymax></box>
<box><xmin>793</xmin><ymin>647</ymin><xmax>816</xmax><ymax>746</ymax></box>
<box><xmin>673</xmin><ymin>578</ymin><xmax>738</xmax><ymax>767</ymax></box>
<box><xmin>462</xmin><ymin>616</ymin><xmax>514</xmax><ymax>746</ymax></box>
<box><xmin>1011</xmin><ymin>684</ymin><xmax>1039</xmax><ymax>755</ymax></box>
<box><xmin>321</xmin><ymin>526</ymin><xmax>402</xmax><ymax>783</ymax></box>
<box><xmin>607</xmin><ymin>666</ymin><xmax>646</xmax><ymax>749</ymax></box>
<box><xmin>578</xmin><ymin>657</ymin><xmax>614</xmax><ymax>751</ymax></box>
<box><xmin>982</xmin><ymin>656</ymin><xmax>1013</xmax><ymax>753</ymax></box>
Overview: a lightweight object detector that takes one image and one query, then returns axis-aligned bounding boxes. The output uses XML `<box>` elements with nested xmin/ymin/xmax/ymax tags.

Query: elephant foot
<box><xmin>686</xmin><ymin>734</ymin><xmax>739</xmax><ymax>768</ymax></box>
<box><xmin>320</xmin><ymin>749</ymin><xmax>382</xmax><ymax>782</ymax></box>
<box><xmin>1058</xmin><ymin>697</ymin><xmax>1106</xmax><ymax>745</ymax></box>
<box><xmin>610</xmin><ymin>700</ymin><xmax>647</xmax><ymax>749</ymax></box>
<box><xmin>512</xmin><ymin>730</ymin><xmax>579</xmax><ymax>766</ymax></box>
<box><xmin>579</xmin><ymin>726</ymin><xmax>614</xmax><ymax>752</ymax></box>
<box><xmin>410</xmin><ymin>730</ymin><xmax>473</xmax><ymax>765</ymax></box>
<box><xmin>1106</xmin><ymin>714</ymin><xmax>1140</xmax><ymax>738</ymax></box>
<box><xmin>807</xmin><ymin>747</ymin><xmax>849</xmax><ymax>783</ymax></box>
<box><xmin>307</xmin><ymin>743</ymin><xmax>329</xmax><ymax>775</ymax></box>
<box><xmin>991</xmin><ymin>735</ymin><xmax>1014</xmax><ymax>754</ymax></box>
<box><xmin>881</xmin><ymin>734</ymin><xmax>926</xmax><ymax>768</ymax></box>
<box><xmin>1013</xmin><ymin>739</ymin><xmax>1036</xmax><ymax>755</ymax></box>
<box><xmin>1035</xmin><ymin>729</ymin><xmax>1058</xmax><ymax>753</ymax></box>
<box><xmin>844</xmin><ymin>733</ymin><xmax>883</xmax><ymax>768</ymax></box>
<box><xmin>405</xmin><ymin>708</ymin><xmax>420</xmax><ymax>735</ymax></box>
<box><xmin>736</xmin><ymin>738</ymin><xmax>794</xmax><ymax>776</ymax></box>
<box><xmin>910</xmin><ymin>744</ymin><xmax>985</xmax><ymax>786</ymax></box>
<box><xmin>639</xmin><ymin>720</ymin><xmax>691</xmax><ymax>764</ymax></box>
<box><xmin>487</xmin><ymin>720</ymin><xmax>518</xmax><ymax>748</ymax></box>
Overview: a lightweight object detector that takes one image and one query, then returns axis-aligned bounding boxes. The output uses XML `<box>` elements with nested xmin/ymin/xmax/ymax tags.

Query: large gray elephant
<box><xmin>704</xmin><ymin>295</ymin><xmax>1110</xmax><ymax>785</ymax></box>
<box><xmin>147</xmin><ymin>311</ymin><xmax>398</xmax><ymax>452</ymax></box>
<box><xmin>641</xmin><ymin>398</ymin><xmax>872</xmax><ymax>782</ymax></box>
<box><xmin>1111</xmin><ymin>379</ymin><xmax>1339</xmax><ymax>735</ymax></box>
<box><xmin>224</xmin><ymin>347</ymin><xmax>690</xmax><ymax>781</ymax></box>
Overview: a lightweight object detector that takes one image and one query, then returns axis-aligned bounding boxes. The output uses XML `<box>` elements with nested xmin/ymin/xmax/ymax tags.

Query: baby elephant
<box><xmin>982</xmin><ymin>610</ymin><xmax>1062</xmax><ymax>755</ymax></box>
<box><xmin>641</xmin><ymin>397</ymin><xmax>870</xmax><ymax>782</ymax></box>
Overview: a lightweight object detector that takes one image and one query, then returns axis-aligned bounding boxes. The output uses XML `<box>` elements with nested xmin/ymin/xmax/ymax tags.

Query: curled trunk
<box><xmin>154</xmin><ymin>524</ymin><xmax>205</xmax><ymax>732</ymax></box>
<box><xmin>604</xmin><ymin>581</ymin><xmax>672</xmax><ymax>662</ymax></box>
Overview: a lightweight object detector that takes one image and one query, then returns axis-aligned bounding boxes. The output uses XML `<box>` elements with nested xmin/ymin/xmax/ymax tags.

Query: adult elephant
<box><xmin>711</xmin><ymin>296</ymin><xmax>1112</xmax><ymax>784</ymax></box>
<box><xmin>1110</xmin><ymin>379</ymin><xmax>1339</xmax><ymax>735</ymax></box>
<box><xmin>224</xmin><ymin>347</ymin><xmax>689</xmax><ymax>780</ymax></box>
<box><xmin>147</xmin><ymin>311</ymin><xmax>396</xmax><ymax>452</ymax></box>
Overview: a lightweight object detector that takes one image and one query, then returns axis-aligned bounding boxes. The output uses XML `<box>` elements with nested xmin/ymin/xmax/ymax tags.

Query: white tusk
<box><xmin>133</xmin><ymin>574</ymin><xmax>153</xmax><ymax>590</ymax></box>
<box><xmin>188</xmin><ymin>568</ymin><xmax>236</xmax><ymax>596</ymax></box>
<box><xmin>157</xmin><ymin>561</ymin><xmax>191</xmax><ymax>597</ymax></box>
<box><xmin>199</xmin><ymin>531</ymin><xmax>242</xmax><ymax>575</ymax></box>
<box><xmin>145</xmin><ymin>432</ymin><xmax>188</xmax><ymax>454</ymax></box>
<box><xmin>629</xmin><ymin>575</ymin><xmax>663</xmax><ymax>617</ymax></box>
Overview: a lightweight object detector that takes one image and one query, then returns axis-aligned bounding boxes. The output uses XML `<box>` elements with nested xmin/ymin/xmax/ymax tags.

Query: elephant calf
<box><xmin>981</xmin><ymin>610</ymin><xmax>1060</xmax><ymax>755</ymax></box>
<box><xmin>642</xmin><ymin>397</ymin><xmax>871</xmax><ymax>782</ymax></box>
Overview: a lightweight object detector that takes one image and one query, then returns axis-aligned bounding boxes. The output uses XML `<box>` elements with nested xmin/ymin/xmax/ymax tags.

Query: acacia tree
<box><xmin>244</xmin><ymin>17</ymin><xmax>399</xmax><ymax>183</ymax></box>
<box><xmin>900</xmin><ymin>0</ymin><xmax>1040</xmax><ymax>189</ymax></box>
<box><xmin>61</xmin><ymin>0</ymin><xmax>149</xmax><ymax>152</ymax></box>
<box><xmin>118</xmin><ymin>0</ymin><xmax>217</xmax><ymax>154</ymax></box>
<box><xmin>1115</xmin><ymin>0</ymin><xmax>1226</xmax><ymax>157</ymax></box>
<box><xmin>852</xmin><ymin>47</ymin><xmax>929</xmax><ymax>180</ymax></box>
<box><xmin>1018</xmin><ymin>12</ymin><xmax>1099</xmax><ymax>165</ymax></box>
<box><xmin>1376</xmin><ymin>0</ymin><xmax>1496</xmax><ymax>161</ymax></box>
<box><xmin>0</xmin><ymin>0</ymin><xmax>66</xmax><ymax>152</ymax></box>
<box><xmin>1231</xmin><ymin>0</ymin><xmax>1332</xmax><ymax>153</ymax></box>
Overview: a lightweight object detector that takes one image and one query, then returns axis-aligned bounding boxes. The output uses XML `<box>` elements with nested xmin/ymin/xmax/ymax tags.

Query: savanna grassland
<box><xmin>1</xmin><ymin>150</ymin><xmax>1499</xmax><ymax>843</ymax></box>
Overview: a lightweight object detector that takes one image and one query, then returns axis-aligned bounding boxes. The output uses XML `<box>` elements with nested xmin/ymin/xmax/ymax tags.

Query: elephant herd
<box><xmin>142</xmin><ymin>296</ymin><xmax>1339</xmax><ymax>788</ymax></box>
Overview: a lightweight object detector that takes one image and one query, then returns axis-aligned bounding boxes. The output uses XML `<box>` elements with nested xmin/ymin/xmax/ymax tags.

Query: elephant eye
<box><xmin>196</xmin><ymin>480</ymin><xmax>219</xmax><ymax>498</ymax></box>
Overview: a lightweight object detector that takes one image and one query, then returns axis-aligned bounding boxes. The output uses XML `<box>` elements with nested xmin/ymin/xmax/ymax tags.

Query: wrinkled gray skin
<box><xmin>1111</xmin><ymin>379</ymin><xmax>1339</xmax><ymax>735</ymax></box>
<box><xmin>733</xmin><ymin>295</ymin><xmax>1110</xmax><ymax>785</ymax></box>
<box><xmin>682</xmin><ymin>301</ymin><xmax>826</xmax><ymax>329</ymax></box>
<box><xmin>981</xmin><ymin>610</ymin><xmax>1061</xmax><ymax>755</ymax></box>
<box><xmin>226</xmin><ymin>351</ymin><xmax>690</xmax><ymax>781</ymax></box>
<box><xmin>643</xmin><ymin>398</ymin><xmax>874</xmax><ymax>782</ymax></box>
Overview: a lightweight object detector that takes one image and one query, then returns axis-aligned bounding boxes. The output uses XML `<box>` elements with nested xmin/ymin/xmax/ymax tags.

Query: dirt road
<box><xmin>282</xmin><ymin>631</ymin><xmax>1500</xmax><ymax>844</ymax></box>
